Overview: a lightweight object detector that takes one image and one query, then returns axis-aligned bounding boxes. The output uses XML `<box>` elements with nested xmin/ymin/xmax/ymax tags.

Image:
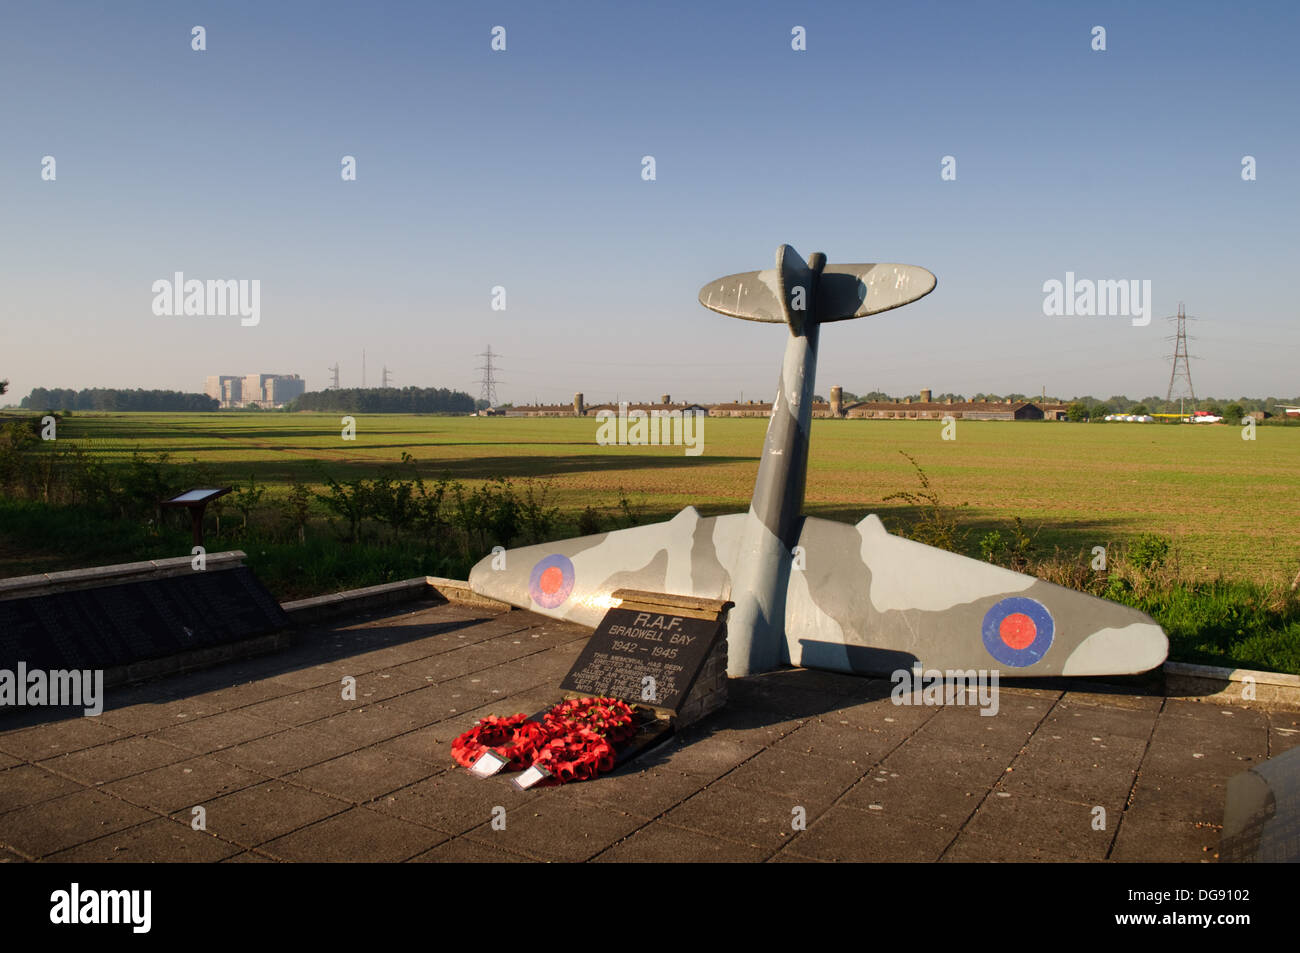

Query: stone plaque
<box><xmin>0</xmin><ymin>567</ymin><xmax>291</xmax><ymax>671</ymax></box>
<box><xmin>560</xmin><ymin>607</ymin><xmax>725</xmax><ymax>715</ymax></box>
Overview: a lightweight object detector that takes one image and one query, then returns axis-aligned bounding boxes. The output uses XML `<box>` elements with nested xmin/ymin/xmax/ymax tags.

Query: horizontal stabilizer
<box><xmin>815</xmin><ymin>264</ymin><xmax>937</xmax><ymax>321</ymax></box>
<box><xmin>699</xmin><ymin>261</ymin><xmax>935</xmax><ymax>325</ymax></box>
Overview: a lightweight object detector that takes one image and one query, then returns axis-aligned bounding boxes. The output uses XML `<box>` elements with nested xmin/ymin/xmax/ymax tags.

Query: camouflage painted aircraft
<box><xmin>470</xmin><ymin>245</ymin><xmax>1169</xmax><ymax>679</ymax></box>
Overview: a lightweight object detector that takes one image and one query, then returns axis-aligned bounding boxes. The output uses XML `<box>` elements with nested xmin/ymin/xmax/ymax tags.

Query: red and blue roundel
<box><xmin>982</xmin><ymin>597</ymin><xmax>1054</xmax><ymax>668</ymax></box>
<box><xmin>528</xmin><ymin>554</ymin><xmax>575</xmax><ymax>609</ymax></box>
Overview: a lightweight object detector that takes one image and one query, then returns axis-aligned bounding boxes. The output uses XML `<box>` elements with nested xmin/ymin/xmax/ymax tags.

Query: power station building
<box><xmin>205</xmin><ymin>373</ymin><xmax>306</xmax><ymax>409</ymax></box>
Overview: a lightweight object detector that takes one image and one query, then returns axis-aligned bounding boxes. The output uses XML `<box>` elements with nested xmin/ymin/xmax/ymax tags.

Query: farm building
<box><xmin>708</xmin><ymin>401</ymin><xmax>774</xmax><ymax>418</ymax></box>
<box><xmin>844</xmin><ymin>399</ymin><xmax>1043</xmax><ymax>421</ymax></box>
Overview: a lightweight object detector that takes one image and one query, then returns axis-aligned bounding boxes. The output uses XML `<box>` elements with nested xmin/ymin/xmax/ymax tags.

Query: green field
<box><xmin>26</xmin><ymin>410</ymin><xmax>1300</xmax><ymax>587</ymax></box>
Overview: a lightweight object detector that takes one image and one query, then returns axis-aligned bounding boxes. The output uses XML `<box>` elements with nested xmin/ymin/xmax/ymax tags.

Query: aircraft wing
<box><xmin>468</xmin><ymin>507</ymin><xmax>1168</xmax><ymax>677</ymax></box>
<box><xmin>468</xmin><ymin>507</ymin><xmax>743</xmax><ymax>629</ymax></box>
<box><xmin>787</xmin><ymin>515</ymin><xmax>1168</xmax><ymax>676</ymax></box>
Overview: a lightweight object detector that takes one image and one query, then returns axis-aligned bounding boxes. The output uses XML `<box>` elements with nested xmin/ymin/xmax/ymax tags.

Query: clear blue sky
<box><xmin>2</xmin><ymin>0</ymin><xmax>1296</xmax><ymax>406</ymax></box>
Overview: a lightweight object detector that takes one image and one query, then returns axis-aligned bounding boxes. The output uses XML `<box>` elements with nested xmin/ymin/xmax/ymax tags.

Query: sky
<box><xmin>2</xmin><ymin>0</ymin><xmax>1297</xmax><ymax>407</ymax></box>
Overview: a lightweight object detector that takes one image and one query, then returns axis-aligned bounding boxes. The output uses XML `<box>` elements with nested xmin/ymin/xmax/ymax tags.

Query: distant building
<box><xmin>708</xmin><ymin>401</ymin><xmax>773</xmax><ymax>418</ymax></box>
<box><xmin>1039</xmin><ymin>403</ymin><xmax>1071</xmax><ymax>421</ymax></box>
<box><xmin>204</xmin><ymin>375</ymin><xmax>242</xmax><ymax>407</ymax></box>
<box><xmin>845</xmin><ymin>399</ymin><xmax>1043</xmax><ymax>421</ymax></box>
<box><xmin>492</xmin><ymin>387</ymin><xmax>1058</xmax><ymax>422</ymax></box>
<box><xmin>206</xmin><ymin>373</ymin><xmax>305</xmax><ymax>408</ymax></box>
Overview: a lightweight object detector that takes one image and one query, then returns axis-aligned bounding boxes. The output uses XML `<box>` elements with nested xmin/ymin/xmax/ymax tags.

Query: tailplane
<box><xmin>698</xmin><ymin>245</ymin><xmax>936</xmax><ymax>326</ymax></box>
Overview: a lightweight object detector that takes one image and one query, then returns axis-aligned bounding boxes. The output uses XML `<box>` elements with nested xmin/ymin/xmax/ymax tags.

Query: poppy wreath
<box><xmin>542</xmin><ymin>697</ymin><xmax>637</xmax><ymax>745</ymax></box>
<box><xmin>530</xmin><ymin>726</ymin><xmax>617</xmax><ymax>785</ymax></box>
<box><xmin>450</xmin><ymin>714</ymin><xmax>550</xmax><ymax>771</ymax></box>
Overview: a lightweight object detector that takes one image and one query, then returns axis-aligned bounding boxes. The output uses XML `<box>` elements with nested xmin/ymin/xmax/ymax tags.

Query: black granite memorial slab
<box><xmin>0</xmin><ymin>567</ymin><xmax>290</xmax><ymax>671</ymax></box>
<box><xmin>560</xmin><ymin>606</ymin><xmax>725</xmax><ymax>715</ymax></box>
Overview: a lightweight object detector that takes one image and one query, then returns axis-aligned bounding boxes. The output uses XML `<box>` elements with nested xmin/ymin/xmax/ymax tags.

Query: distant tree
<box><xmin>289</xmin><ymin>386</ymin><xmax>475</xmax><ymax>414</ymax></box>
<box><xmin>19</xmin><ymin>387</ymin><xmax>216</xmax><ymax>411</ymax></box>
<box><xmin>1205</xmin><ymin>402</ymin><xmax>1224</xmax><ymax>418</ymax></box>
<box><xmin>1224</xmin><ymin>403</ymin><xmax>1245</xmax><ymax>424</ymax></box>
<box><xmin>0</xmin><ymin>379</ymin><xmax>7</xmax><ymax>395</ymax></box>
<box><xmin>1066</xmin><ymin>402</ymin><xmax>1088</xmax><ymax>422</ymax></box>
<box><xmin>1092</xmin><ymin>403</ymin><xmax>1112</xmax><ymax>418</ymax></box>
<box><xmin>1130</xmin><ymin>404</ymin><xmax>1149</xmax><ymax>416</ymax></box>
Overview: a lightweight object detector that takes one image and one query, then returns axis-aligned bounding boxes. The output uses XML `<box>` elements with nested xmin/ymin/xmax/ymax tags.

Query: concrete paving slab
<box><xmin>93</xmin><ymin>695</ymin><xmax>234</xmax><ymax>735</ymax></box>
<box><xmin>636</xmin><ymin>730</ymin><xmax>765</xmax><ymax>780</ymax></box>
<box><xmin>1129</xmin><ymin>770</ymin><xmax>1226</xmax><ymax>824</ymax></box>
<box><xmin>939</xmin><ymin>830</ymin><xmax>1083</xmax><ymax>863</ymax></box>
<box><xmin>260</xmin><ymin>806</ymin><xmax>447</xmax><ymax>862</ymax></box>
<box><xmin>966</xmin><ymin>791</ymin><xmax>1113</xmax><ymax>860</ymax></box>
<box><xmin>771</xmin><ymin>719</ymin><xmax>892</xmax><ymax>765</ymax></box>
<box><xmin>566</xmin><ymin>766</ymin><xmax>716</xmax><ymax>820</ymax></box>
<box><xmin>593</xmin><ymin>820</ymin><xmax>769</xmax><ymax>862</ymax></box>
<box><xmin>101</xmin><ymin>756</ymin><xmax>267</xmax><ymax>814</ymax></box>
<box><xmin>880</xmin><ymin>738</ymin><xmax>1013</xmax><ymax>790</ymax></box>
<box><xmin>190</xmin><ymin>780</ymin><xmax>350</xmax><ymax>848</ymax></box>
<box><xmin>0</xmin><ymin>789</ymin><xmax>156</xmax><ymax>858</ymax></box>
<box><xmin>211</xmin><ymin>724</ymin><xmax>367</xmax><ymax>776</ymax></box>
<box><xmin>784</xmin><ymin>804</ymin><xmax>954</xmax><ymax>862</ymax></box>
<box><xmin>1038</xmin><ymin>701</ymin><xmax>1159</xmax><ymax>742</ymax></box>
<box><xmin>239</xmin><ymin>684</ymin><xmax>367</xmax><ymax>728</ymax></box>
<box><xmin>45</xmin><ymin>817</ymin><xmax>242</xmax><ymax>863</ymax></box>
<box><xmin>287</xmin><ymin>748</ymin><xmax>438</xmax><ymax>803</ymax></box>
<box><xmin>0</xmin><ymin>716</ymin><xmax>126</xmax><ymax>761</ymax></box>
<box><xmin>1267</xmin><ymin>710</ymin><xmax>1300</xmax><ymax>756</ymax></box>
<box><xmin>407</xmin><ymin>837</ymin><xmax>533</xmax><ymax>863</ymax></box>
<box><xmin>38</xmin><ymin>736</ymin><xmax>192</xmax><ymax>786</ymax></box>
<box><xmin>461</xmin><ymin>799</ymin><xmax>647</xmax><ymax>862</ymax></box>
<box><xmin>841</xmin><ymin>768</ymin><xmax>983</xmax><ymax>829</ymax></box>
<box><xmin>662</xmin><ymin>781</ymin><xmax>803</xmax><ymax>850</ymax></box>
<box><xmin>2</xmin><ymin>598</ymin><xmax>1294</xmax><ymax>862</ymax></box>
<box><xmin>1111</xmin><ymin>806</ymin><xmax>1221</xmax><ymax>862</ymax></box>
<box><xmin>149</xmin><ymin>710</ymin><xmax>285</xmax><ymax>754</ymax></box>
<box><xmin>720</xmin><ymin>747</ymin><xmax>865</xmax><ymax>815</ymax></box>
<box><xmin>372</xmin><ymin>770</ymin><xmax>542</xmax><ymax>836</ymax></box>
<box><xmin>0</xmin><ymin>764</ymin><xmax>83</xmax><ymax>815</ymax></box>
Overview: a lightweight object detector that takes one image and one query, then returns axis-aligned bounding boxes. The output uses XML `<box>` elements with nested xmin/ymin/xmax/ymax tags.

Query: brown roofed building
<box><xmin>845</xmin><ymin>399</ymin><xmax>1043</xmax><ymax>421</ymax></box>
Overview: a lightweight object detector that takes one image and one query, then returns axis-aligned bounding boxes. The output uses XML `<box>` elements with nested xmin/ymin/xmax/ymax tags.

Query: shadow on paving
<box><xmin>0</xmin><ymin>604</ymin><xmax>503</xmax><ymax>732</ymax></box>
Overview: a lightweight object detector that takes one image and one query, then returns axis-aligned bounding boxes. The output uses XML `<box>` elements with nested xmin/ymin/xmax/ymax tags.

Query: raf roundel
<box><xmin>528</xmin><ymin>554</ymin><xmax>575</xmax><ymax>609</ymax></box>
<box><xmin>981</xmin><ymin>596</ymin><xmax>1054</xmax><ymax>668</ymax></box>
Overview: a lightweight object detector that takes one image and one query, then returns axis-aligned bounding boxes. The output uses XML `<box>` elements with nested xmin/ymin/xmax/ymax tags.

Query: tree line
<box><xmin>20</xmin><ymin>388</ymin><xmax>218</xmax><ymax>412</ymax></box>
<box><xmin>289</xmin><ymin>386</ymin><xmax>475</xmax><ymax>414</ymax></box>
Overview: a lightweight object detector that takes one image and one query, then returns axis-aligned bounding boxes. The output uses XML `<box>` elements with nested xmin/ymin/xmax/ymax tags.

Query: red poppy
<box><xmin>450</xmin><ymin>714</ymin><xmax>549</xmax><ymax>771</ymax></box>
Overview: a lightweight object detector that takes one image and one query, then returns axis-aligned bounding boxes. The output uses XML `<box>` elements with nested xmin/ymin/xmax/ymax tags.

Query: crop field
<box><xmin>29</xmin><ymin>411</ymin><xmax>1300</xmax><ymax>587</ymax></box>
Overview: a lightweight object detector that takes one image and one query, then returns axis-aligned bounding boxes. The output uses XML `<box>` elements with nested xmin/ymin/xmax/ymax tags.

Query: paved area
<box><xmin>1</xmin><ymin>599</ymin><xmax>1296</xmax><ymax>862</ymax></box>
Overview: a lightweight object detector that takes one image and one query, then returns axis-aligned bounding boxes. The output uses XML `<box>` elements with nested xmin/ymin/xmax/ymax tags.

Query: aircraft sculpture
<box><xmin>470</xmin><ymin>245</ymin><xmax>1169</xmax><ymax>679</ymax></box>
